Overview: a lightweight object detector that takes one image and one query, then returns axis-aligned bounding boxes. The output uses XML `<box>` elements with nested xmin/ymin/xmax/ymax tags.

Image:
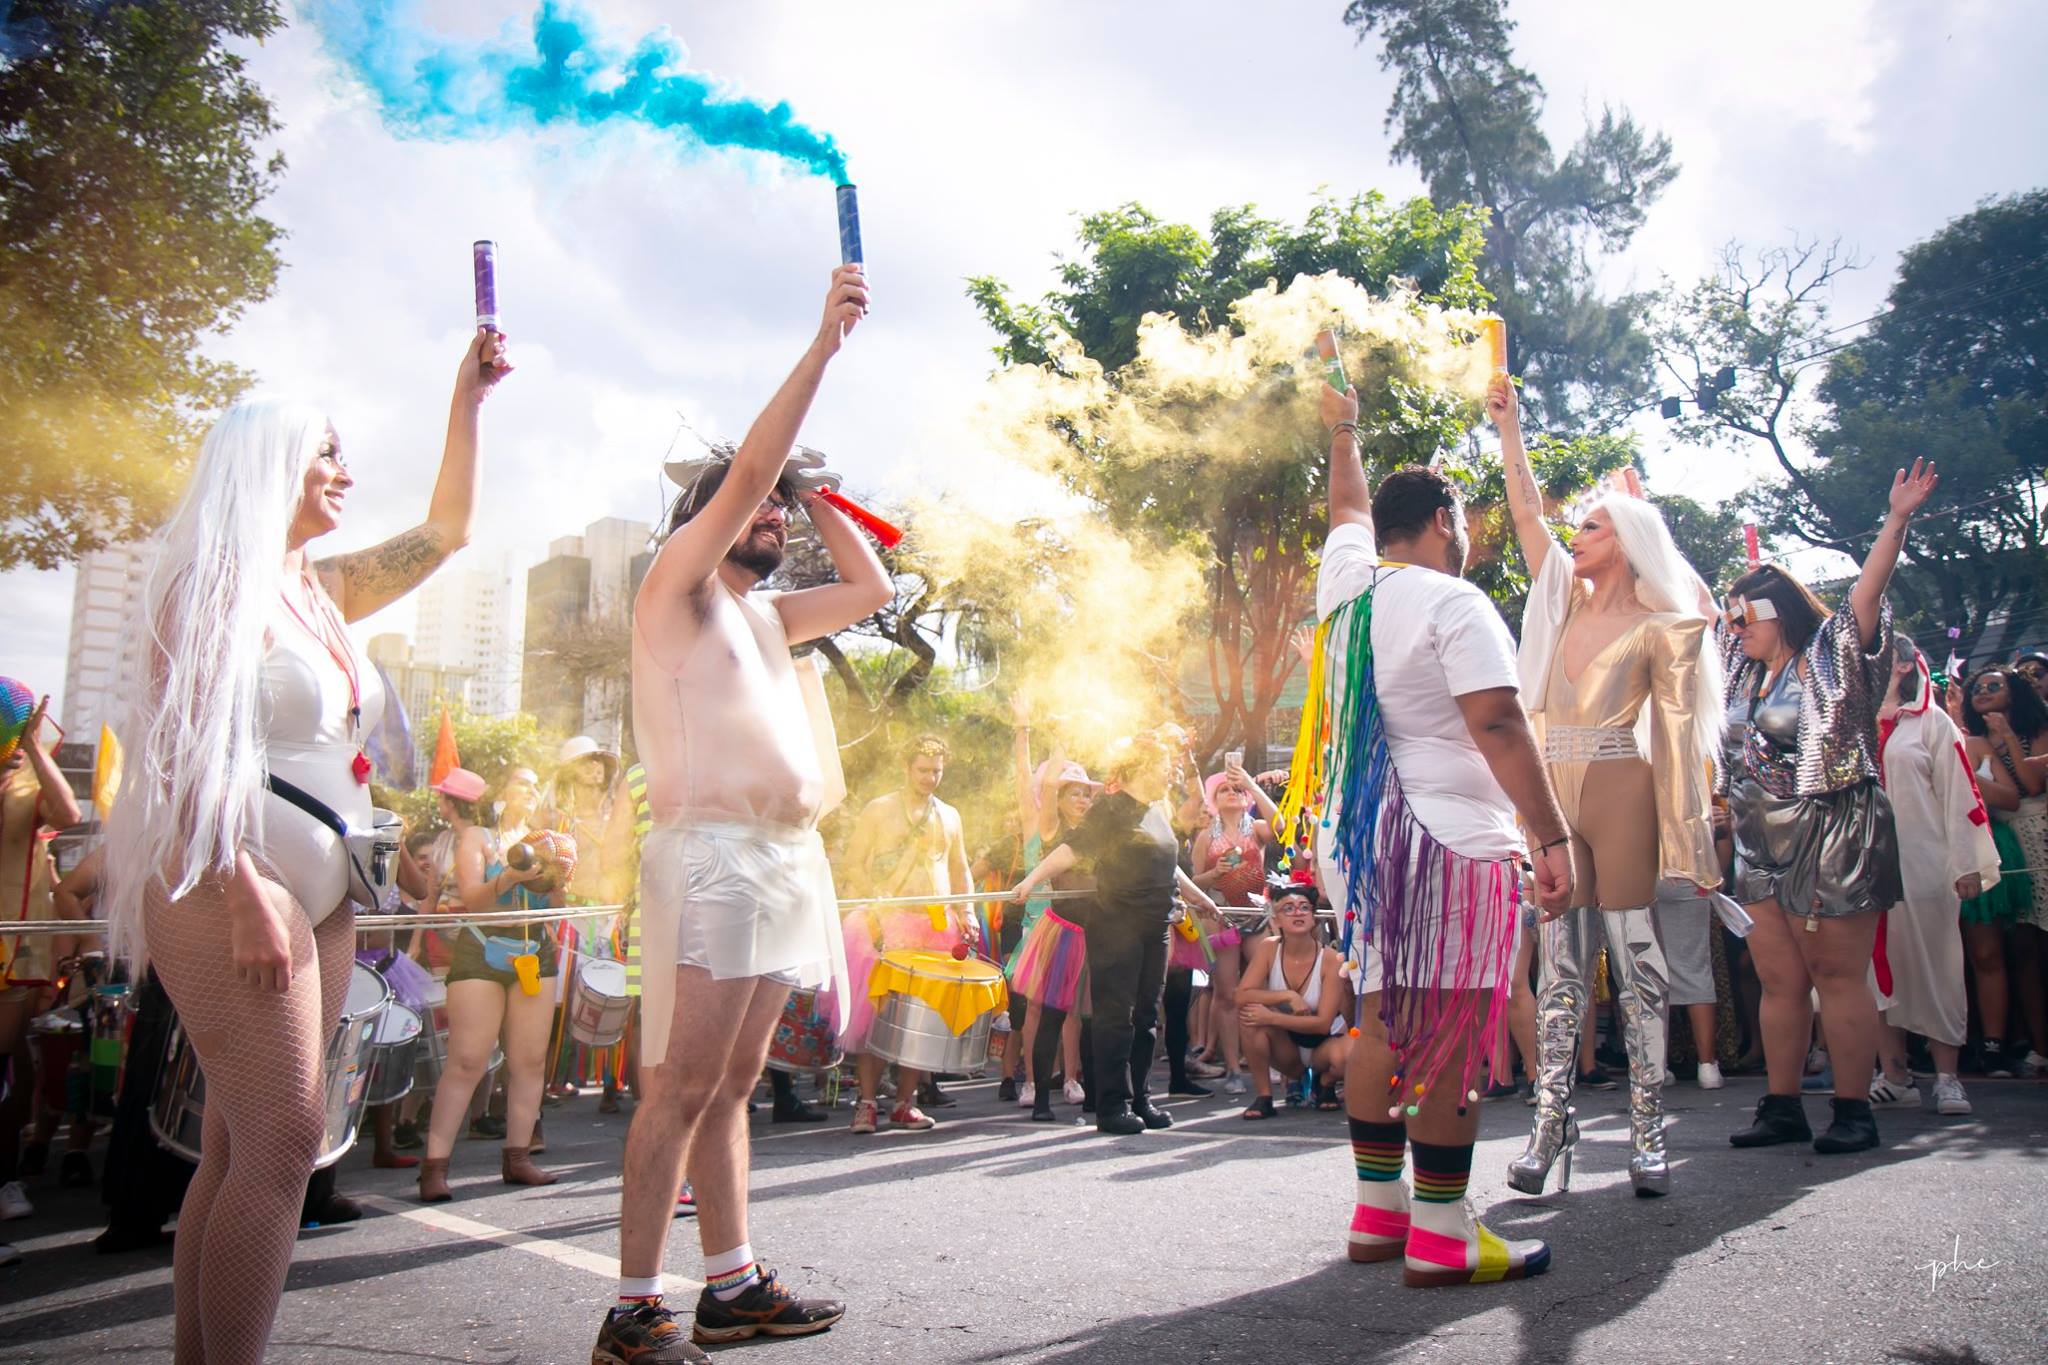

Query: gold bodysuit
<box><xmin>1533</xmin><ymin>601</ymin><xmax>1720</xmax><ymax>908</ymax></box>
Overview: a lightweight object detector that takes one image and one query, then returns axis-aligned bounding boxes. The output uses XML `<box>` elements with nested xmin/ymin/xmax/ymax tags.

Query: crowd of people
<box><xmin>2</xmin><ymin>266</ymin><xmax>2045</xmax><ymax>1364</ymax></box>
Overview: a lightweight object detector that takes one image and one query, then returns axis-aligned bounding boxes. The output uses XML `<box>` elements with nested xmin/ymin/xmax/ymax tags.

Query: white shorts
<box><xmin>641</xmin><ymin>819</ymin><xmax>835</xmax><ymax>983</ymax></box>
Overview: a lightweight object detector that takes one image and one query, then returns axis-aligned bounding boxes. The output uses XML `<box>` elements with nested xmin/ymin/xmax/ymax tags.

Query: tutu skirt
<box><xmin>1167</xmin><ymin>914</ymin><xmax>1217</xmax><ymax>971</ymax></box>
<box><xmin>833</xmin><ymin>909</ymin><xmax>960</xmax><ymax>1054</ymax></box>
<box><xmin>1011</xmin><ymin>909</ymin><xmax>1090</xmax><ymax>1013</ymax></box>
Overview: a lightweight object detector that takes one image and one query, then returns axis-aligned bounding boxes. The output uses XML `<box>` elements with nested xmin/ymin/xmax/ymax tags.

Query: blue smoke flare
<box><xmin>305</xmin><ymin>0</ymin><xmax>848</xmax><ymax>179</ymax></box>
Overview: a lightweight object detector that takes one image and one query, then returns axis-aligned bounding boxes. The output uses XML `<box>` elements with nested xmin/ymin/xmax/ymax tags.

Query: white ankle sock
<box><xmin>616</xmin><ymin>1273</ymin><xmax>663</xmax><ymax>1305</ymax></box>
<box><xmin>705</xmin><ymin>1243</ymin><xmax>760</xmax><ymax>1301</ymax></box>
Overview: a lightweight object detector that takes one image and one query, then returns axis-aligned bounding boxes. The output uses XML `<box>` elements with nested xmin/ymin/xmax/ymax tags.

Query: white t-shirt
<box><xmin>1314</xmin><ymin>522</ymin><xmax>1524</xmax><ymax>860</ymax></box>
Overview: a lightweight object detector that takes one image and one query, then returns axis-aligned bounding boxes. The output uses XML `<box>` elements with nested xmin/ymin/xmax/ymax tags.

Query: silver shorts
<box><xmin>640</xmin><ymin>819</ymin><xmax>835</xmax><ymax>984</ymax></box>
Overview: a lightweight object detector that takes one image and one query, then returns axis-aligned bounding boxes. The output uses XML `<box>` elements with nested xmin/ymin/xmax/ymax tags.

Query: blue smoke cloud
<box><xmin>304</xmin><ymin>0</ymin><xmax>848</xmax><ymax>180</ymax></box>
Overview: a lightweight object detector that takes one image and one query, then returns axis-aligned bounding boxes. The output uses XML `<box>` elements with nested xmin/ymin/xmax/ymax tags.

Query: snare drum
<box><xmin>765</xmin><ymin>988</ymin><xmax>842</xmax><ymax>1074</ymax></box>
<box><xmin>866</xmin><ymin>951</ymin><xmax>1007</xmax><ymax>1074</ymax></box>
<box><xmin>150</xmin><ymin>960</ymin><xmax>391</xmax><ymax>1169</ymax></box>
<box><xmin>365</xmin><ymin>1001</ymin><xmax>425</xmax><ymax>1106</ymax></box>
<box><xmin>412</xmin><ymin>979</ymin><xmax>504</xmax><ymax>1094</ymax></box>
<box><xmin>566</xmin><ymin>958</ymin><xmax>630</xmax><ymax>1048</ymax></box>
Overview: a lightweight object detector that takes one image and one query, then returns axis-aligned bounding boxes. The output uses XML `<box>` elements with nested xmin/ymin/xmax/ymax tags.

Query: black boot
<box><xmin>1132</xmin><ymin>1099</ymin><xmax>1173</xmax><ymax>1131</ymax></box>
<box><xmin>1029</xmin><ymin>1094</ymin><xmax>1056</xmax><ymax>1123</ymax></box>
<box><xmin>1095</xmin><ymin>1104</ymin><xmax>1145</xmax><ymax>1136</ymax></box>
<box><xmin>1812</xmin><ymin>1097</ymin><xmax>1880</xmax><ymax>1154</ymax></box>
<box><xmin>1729</xmin><ymin>1092</ymin><xmax>1813</xmax><ymax>1147</ymax></box>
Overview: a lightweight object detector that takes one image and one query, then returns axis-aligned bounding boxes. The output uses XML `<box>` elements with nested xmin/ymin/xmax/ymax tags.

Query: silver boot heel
<box><xmin>1603</xmin><ymin>905</ymin><xmax>1673</xmax><ymax>1198</ymax></box>
<box><xmin>1507</xmin><ymin>906</ymin><xmax>1593</xmax><ymax>1195</ymax></box>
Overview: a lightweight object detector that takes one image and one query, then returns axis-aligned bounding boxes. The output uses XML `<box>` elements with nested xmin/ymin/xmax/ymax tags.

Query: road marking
<box><xmin>358</xmin><ymin>1194</ymin><xmax>703</xmax><ymax>1291</ymax></box>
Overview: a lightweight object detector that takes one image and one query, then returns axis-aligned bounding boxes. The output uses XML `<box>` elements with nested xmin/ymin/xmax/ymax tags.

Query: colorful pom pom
<box><xmin>1404</xmin><ymin>1104</ymin><xmax>1419</xmax><ymax>1117</ymax></box>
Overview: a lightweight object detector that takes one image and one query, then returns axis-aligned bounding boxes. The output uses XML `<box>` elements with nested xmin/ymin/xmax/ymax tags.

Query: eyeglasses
<box><xmin>2020</xmin><ymin>665</ymin><xmax>2048</xmax><ymax>681</ymax></box>
<box><xmin>1970</xmin><ymin>677</ymin><xmax>2008</xmax><ymax>695</ymax></box>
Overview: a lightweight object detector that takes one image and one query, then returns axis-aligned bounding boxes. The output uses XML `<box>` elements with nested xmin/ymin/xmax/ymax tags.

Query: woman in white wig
<box><xmin>100</xmin><ymin>329</ymin><xmax>510</xmax><ymax>1363</ymax></box>
<box><xmin>1488</xmin><ymin>375</ymin><xmax>1724</xmax><ymax>1199</ymax></box>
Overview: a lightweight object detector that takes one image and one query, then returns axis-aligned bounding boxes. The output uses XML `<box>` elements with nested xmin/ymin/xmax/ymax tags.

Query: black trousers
<box><xmin>1082</xmin><ymin>912</ymin><xmax>1170</xmax><ymax>1114</ymax></box>
<box><xmin>1162</xmin><ymin>967</ymin><xmax>1194</xmax><ymax>1089</ymax></box>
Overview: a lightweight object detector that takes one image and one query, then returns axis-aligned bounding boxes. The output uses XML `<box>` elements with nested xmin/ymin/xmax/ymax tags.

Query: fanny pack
<box><xmin>465</xmin><ymin>926</ymin><xmax>541</xmax><ymax>971</ymax></box>
<box><xmin>264</xmin><ymin>772</ymin><xmax>401</xmax><ymax>910</ymax></box>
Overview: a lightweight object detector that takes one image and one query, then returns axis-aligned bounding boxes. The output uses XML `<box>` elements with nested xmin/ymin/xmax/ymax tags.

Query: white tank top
<box><xmin>257</xmin><ymin>603</ymin><xmax>385</xmax><ymax>923</ymax></box>
<box><xmin>1267</xmin><ymin>939</ymin><xmax>1337</xmax><ymax>1032</ymax></box>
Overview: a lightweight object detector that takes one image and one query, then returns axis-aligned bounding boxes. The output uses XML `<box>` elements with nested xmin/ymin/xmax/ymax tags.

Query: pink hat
<box><xmin>432</xmin><ymin>767</ymin><xmax>486</xmax><ymax>802</ymax></box>
<box><xmin>1205</xmin><ymin>770</ymin><xmax>1251</xmax><ymax>811</ymax></box>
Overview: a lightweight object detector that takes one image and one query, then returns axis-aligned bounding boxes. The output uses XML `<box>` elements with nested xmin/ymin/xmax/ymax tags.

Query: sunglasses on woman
<box><xmin>1970</xmin><ymin>677</ymin><xmax>2008</xmax><ymax>696</ymax></box>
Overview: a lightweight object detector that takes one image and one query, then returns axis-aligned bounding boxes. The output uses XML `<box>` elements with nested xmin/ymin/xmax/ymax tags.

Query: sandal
<box><xmin>1241</xmin><ymin>1096</ymin><xmax>1278</xmax><ymax>1121</ymax></box>
<box><xmin>1313</xmin><ymin>1084</ymin><xmax>1341</xmax><ymax>1111</ymax></box>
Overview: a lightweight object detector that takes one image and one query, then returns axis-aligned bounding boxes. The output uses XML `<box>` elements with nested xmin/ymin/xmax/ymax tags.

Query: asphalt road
<box><xmin>3</xmin><ymin>1071</ymin><xmax>2045</xmax><ymax>1364</ymax></box>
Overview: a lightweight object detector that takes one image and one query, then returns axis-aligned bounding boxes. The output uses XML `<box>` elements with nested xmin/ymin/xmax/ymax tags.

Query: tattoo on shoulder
<box><xmin>321</xmin><ymin>526</ymin><xmax>451</xmax><ymax>609</ymax></box>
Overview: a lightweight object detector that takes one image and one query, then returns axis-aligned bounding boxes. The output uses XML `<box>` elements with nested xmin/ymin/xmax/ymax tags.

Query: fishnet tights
<box><xmin>146</xmin><ymin>876</ymin><xmax>353</xmax><ymax>1365</ymax></box>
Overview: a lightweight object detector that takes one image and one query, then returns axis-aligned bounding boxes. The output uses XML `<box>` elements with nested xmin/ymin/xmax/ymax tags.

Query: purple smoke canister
<box><xmin>472</xmin><ymin>240</ymin><xmax>500</xmax><ymax>332</ymax></box>
<box><xmin>835</xmin><ymin>184</ymin><xmax>862</xmax><ymax>267</ymax></box>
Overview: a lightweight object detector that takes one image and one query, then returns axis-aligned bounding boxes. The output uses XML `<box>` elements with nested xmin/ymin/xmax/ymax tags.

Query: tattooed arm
<box><xmin>1486</xmin><ymin>373</ymin><xmax>1550</xmax><ymax>580</ymax></box>
<box><xmin>318</xmin><ymin>329</ymin><xmax>512</xmax><ymax>621</ymax></box>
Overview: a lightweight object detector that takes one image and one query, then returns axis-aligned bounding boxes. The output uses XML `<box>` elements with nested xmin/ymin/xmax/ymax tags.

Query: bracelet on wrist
<box><xmin>1534</xmin><ymin>836</ymin><xmax>1571</xmax><ymax>854</ymax></box>
<box><xmin>1330</xmin><ymin>421</ymin><xmax>1359</xmax><ymax>441</ymax></box>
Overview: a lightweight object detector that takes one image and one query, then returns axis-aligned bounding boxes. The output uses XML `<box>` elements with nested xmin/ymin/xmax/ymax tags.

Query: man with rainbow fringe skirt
<box><xmin>1280</xmin><ymin>375</ymin><xmax>1576</xmax><ymax>1288</ymax></box>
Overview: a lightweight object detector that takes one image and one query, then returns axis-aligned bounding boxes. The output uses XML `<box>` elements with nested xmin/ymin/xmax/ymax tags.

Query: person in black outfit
<box><xmin>1012</xmin><ymin>728</ymin><xmax>1222</xmax><ymax>1135</ymax></box>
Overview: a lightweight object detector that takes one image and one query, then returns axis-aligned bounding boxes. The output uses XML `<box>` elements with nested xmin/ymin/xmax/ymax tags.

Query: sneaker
<box><xmin>691</xmin><ymin>1266</ymin><xmax>845</xmax><ymax>1344</ymax></box>
<box><xmin>0</xmin><ymin>1181</ymin><xmax>32</xmax><ymax>1221</ymax></box>
<box><xmin>1868</xmin><ymin>1073</ymin><xmax>1920</xmax><ymax>1109</ymax></box>
<box><xmin>2022</xmin><ymin>1051</ymin><xmax>2048</xmax><ymax>1079</ymax></box>
<box><xmin>849</xmin><ymin>1100</ymin><xmax>878</xmax><ymax>1134</ymax></box>
<box><xmin>1402</xmin><ymin>1196</ymin><xmax>1551</xmax><ymax>1288</ymax></box>
<box><xmin>1799</xmin><ymin>1066</ymin><xmax>1835</xmax><ymax>1094</ymax></box>
<box><xmin>1696</xmin><ymin>1062</ymin><xmax>1725</xmax><ymax>1091</ymax></box>
<box><xmin>1063</xmin><ymin>1079</ymin><xmax>1086</xmax><ymax>1105</ymax></box>
<box><xmin>592</xmin><ymin>1300</ymin><xmax>710</xmax><ymax>1364</ymax></box>
<box><xmin>675</xmin><ymin>1183</ymin><xmax>697</xmax><ymax>1218</ymax></box>
<box><xmin>997</xmin><ymin>1076</ymin><xmax>1019</xmax><ymax>1102</ymax></box>
<box><xmin>1016</xmin><ymin>1082</ymin><xmax>1036</xmax><ymax>1109</ymax></box>
<box><xmin>771</xmin><ymin>1098</ymin><xmax>828</xmax><ymax>1125</ymax></box>
<box><xmin>1168</xmin><ymin>1077</ymin><xmax>1214</xmax><ymax>1097</ymax></box>
<box><xmin>1521</xmin><ymin>1082</ymin><xmax>1538</xmax><ymax>1107</ymax></box>
<box><xmin>1804</xmin><ymin>1046</ymin><xmax>1829</xmax><ymax>1075</ymax></box>
<box><xmin>888</xmin><ymin>1104</ymin><xmax>936</xmax><ymax>1131</ymax></box>
<box><xmin>1186</xmin><ymin>1057</ymin><xmax>1225</xmax><ymax>1080</ymax></box>
<box><xmin>1933</xmin><ymin>1074</ymin><xmax>1972</xmax><ymax>1116</ymax></box>
<box><xmin>1980</xmin><ymin>1040</ymin><xmax>2016</xmax><ymax>1079</ymax></box>
<box><xmin>1576</xmin><ymin>1066</ymin><xmax>1619</xmax><ymax>1092</ymax></box>
<box><xmin>392</xmin><ymin>1120</ymin><xmax>424</xmax><ymax>1149</ymax></box>
<box><xmin>1223</xmin><ymin>1071</ymin><xmax>1248</xmax><ymax>1096</ymax></box>
<box><xmin>1480</xmin><ymin>1080</ymin><xmax>1519</xmax><ymax>1101</ymax></box>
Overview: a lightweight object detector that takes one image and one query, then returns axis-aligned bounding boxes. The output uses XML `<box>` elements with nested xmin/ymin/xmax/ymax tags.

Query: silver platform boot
<box><xmin>1603</xmin><ymin>906</ymin><xmax>1673</xmax><ymax>1197</ymax></box>
<box><xmin>1507</xmin><ymin>905</ymin><xmax>1592</xmax><ymax>1195</ymax></box>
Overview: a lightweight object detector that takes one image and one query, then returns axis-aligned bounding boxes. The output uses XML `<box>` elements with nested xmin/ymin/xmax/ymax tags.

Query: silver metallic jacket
<box><xmin>1717</xmin><ymin>596</ymin><xmax>1893</xmax><ymax>798</ymax></box>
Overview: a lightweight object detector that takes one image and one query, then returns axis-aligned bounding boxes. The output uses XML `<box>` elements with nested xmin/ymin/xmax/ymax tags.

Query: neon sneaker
<box><xmin>1402</xmin><ymin>1197</ymin><xmax>1552</xmax><ymax>1288</ymax></box>
<box><xmin>591</xmin><ymin>1300</ymin><xmax>710</xmax><ymax>1364</ymax></box>
<box><xmin>1346</xmin><ymin>1182</ymin><xmax>1410</xmax><ymax>1264</ymax></box>
<box><xmin>691</xmin><ymin>1266</ymin><xmax>845</xmax><ymax>1344</ymax></box>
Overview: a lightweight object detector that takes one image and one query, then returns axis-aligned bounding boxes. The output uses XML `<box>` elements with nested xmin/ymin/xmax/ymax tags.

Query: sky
<box><xmin>10</xmin><ymin>0</ymin><xmax>2048</xmax><ymax>724</ymax></box>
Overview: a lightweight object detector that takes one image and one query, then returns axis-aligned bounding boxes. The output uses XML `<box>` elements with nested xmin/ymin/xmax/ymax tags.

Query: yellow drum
<box><xmin>865</xmin><ymin>951</ymin><xmax>1007</xmax><ymax>1073</ymax></box>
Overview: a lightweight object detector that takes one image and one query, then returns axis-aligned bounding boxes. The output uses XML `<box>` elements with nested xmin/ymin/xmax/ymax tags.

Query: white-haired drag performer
<box><xmin>592</xmin><ymin>266</ymin><xmax>885</xmax><ymax>1365</ymax></box>
<box><xmin>99</xmin><ymin>329</ymin><xmax>511</xmax><ymax>1363</ymax></box>
<box><xmin>1487</xmin><ymin>376</ymin><xmax>1724</xmax><ymax>1198</ymax></box>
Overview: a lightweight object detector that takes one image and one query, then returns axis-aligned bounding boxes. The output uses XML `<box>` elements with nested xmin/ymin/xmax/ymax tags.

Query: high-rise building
<box><xmin>414</xmin><ymin>552</ymin><xmax>525</xmax><ymax>717</ymax></box>
<box><xmin>520</xmin><ymin>517</ymin><xmax>651</xmax><ymax>747</ymax></box>
<box><xmin>62</xmin><ymin>539</ymin><xmax>157</xmax><ymax>740</ymax></box>
<box><xmin>365</xmin><ymin>633</ymin><xmax>476</xmax><ymax>779</ymax></box>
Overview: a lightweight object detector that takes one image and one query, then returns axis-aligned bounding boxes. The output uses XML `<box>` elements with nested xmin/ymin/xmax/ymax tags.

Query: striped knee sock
<box><xmin>1350</xmin><ymin>1116</ymin><xmax>1407</xmax><ymax>1199</ymax></box>
<box><xmin>705</xmin><ymin>1243</ymin><xmax>761</xmax><ymax>1302</ymax></box>
<box><xmin>1409</xmin><ymin>1138</ymin><xmax>1474</xmax><ymax>1204</ymax></box>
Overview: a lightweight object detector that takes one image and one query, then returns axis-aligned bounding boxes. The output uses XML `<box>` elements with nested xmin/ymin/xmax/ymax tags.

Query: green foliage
<box><xmin>0</xmin><ymin>0</ymin><xmax>288</xmax><ymax>568</ymax></box>
<box><xmin>1454</xmin><ymin>429</ymin><xmax>1637</xmax><ymax>626</ymax></box>
<box><xmin>1649</xmin><ymin>491</ymin><xmax>1748</xmax><ymax>595</ymax></box>
<box><xmin>376</xmin><ymin>702</ymin><xmax>552</xmax><ymax>838</ymax></box>
<box><xmin>1343</xmin><ymin>0</ymin><xmax>1677</xmax><ymax>429</ymax></box>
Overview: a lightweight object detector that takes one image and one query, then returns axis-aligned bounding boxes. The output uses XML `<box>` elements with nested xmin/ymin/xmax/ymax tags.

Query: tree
<box><xmin>969</xmin><ymin>196</ymin><xmax>1618</xmax><ymax>761</ymax></box>
<box><xmin>1649</xmin><ymin>490</ymin><xmax>1747</xmax><ymax>596</ymax></box>
<box><xmin>1653</xmin><ymin>206</ymin><xmax>2048</xmax><ymax>654</ymax></box>
<box><xmin>375</xmin><ymin>702</ymin><xmax>551</xmax><ymax>836</ymax></box>
<box><xmin>0</xmin><ymin>0</ymin><xmax>287</xmax><ymax>569</ymax></box>
<box><xmin>1343</xmin><ymin>0</ymin><xmax>1678</xmax><ymax>430</ymax></box>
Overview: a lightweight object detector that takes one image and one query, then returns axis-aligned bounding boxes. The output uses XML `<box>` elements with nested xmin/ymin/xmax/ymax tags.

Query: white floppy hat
<box><xmin>556</xmin><ymin>735</ymin><xmax>619</xmax><ymax>786</ymax></box>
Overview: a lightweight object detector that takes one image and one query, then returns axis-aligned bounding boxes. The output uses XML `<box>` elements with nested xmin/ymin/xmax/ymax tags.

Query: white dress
<box><xmin>1874</xmin><ymin>699</ymin><xmax>2000</xmax><ymax>1046</ymax></box>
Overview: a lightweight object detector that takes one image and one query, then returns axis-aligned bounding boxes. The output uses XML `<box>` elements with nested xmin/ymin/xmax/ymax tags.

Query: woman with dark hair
<box><xmin>1720</xmin><ymin>459</ymin><xmax>1938</xmax><ymax>1155</ymax></box>
<box><xmin>2013</xmin><ymin>653</ymin><xmax>2048</xmax><ymax>706</ymax></box>
<box><xmin>1957</xmin><ymin>664</ymin><xmax>2048</xmax><ymax>1077</ymax></box>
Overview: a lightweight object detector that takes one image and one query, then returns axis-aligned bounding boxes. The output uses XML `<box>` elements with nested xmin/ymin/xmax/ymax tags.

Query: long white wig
<box><xmin>100</xmin><ymin>397</ymin><xmax>332</xmax><ymax>969</ymax></box>
<box><xmin>1590</xmin><ymin>494</ymin><xmax>1726</xmax><ymax>773</ymax></box>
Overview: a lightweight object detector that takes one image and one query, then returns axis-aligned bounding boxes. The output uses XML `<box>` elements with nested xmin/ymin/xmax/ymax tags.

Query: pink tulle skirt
<box><xmin>1167</xmin><ymin>917</ymin><xmax>1217</xmax><ymax>972</ymax></box>
<box><xmin>1010</xmin><ymin>909</ymin><xmax>1090</xmax><ymax>1013</ymax></box>
<box><xmin>833</xmin><ymin>910</ymin><xmax>960</xmax><ymax>1054</ymax></box>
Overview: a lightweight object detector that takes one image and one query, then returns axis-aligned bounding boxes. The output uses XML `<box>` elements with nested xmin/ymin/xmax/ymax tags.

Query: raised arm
<box><xmin>1323</xmin><ymin>373</ymin><xmax>1371</xmax><ymax>532</ymax></box>
<box><xmin>1487</xmin><ymin>373</ymin><xmax>1551</xmax><ymax>579</ymax></box>
<box><xmin>639</xmin><ymin>268</ymin><xmax>869</xmax><ymax>621</ymax></box>
<box><xmin>20</xmin><ymin>700</ymin><xmax>82</xmax><ymax>830</ymax></box>
<box><xmin>1850</xmin><ymin>459</ymin><xmax>1938</xmax><ymax>651</ymax></box>
<box><xmin>1009</xmin><ymin>698</ymin><xmax>1042</xmax><ymax>836</ymax></box>
<box><xmin>1011</xmin><ymin>840</ymin><xmax>1078</xmax><ymax>902</ymax></box>
<box><xmin>1455</xmin><ymin>686</ymin><xmax>1574</xmax><ymax>914</ymax></box>
<box><xmin>772</xmin><ymin>490</ymin><xmax>895</xmax><ymax>645</ymax></box>
<box><xmin>318</xmin><ymin>329</ymin><xmax>511</xmax><ymax>622</ymax></box>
